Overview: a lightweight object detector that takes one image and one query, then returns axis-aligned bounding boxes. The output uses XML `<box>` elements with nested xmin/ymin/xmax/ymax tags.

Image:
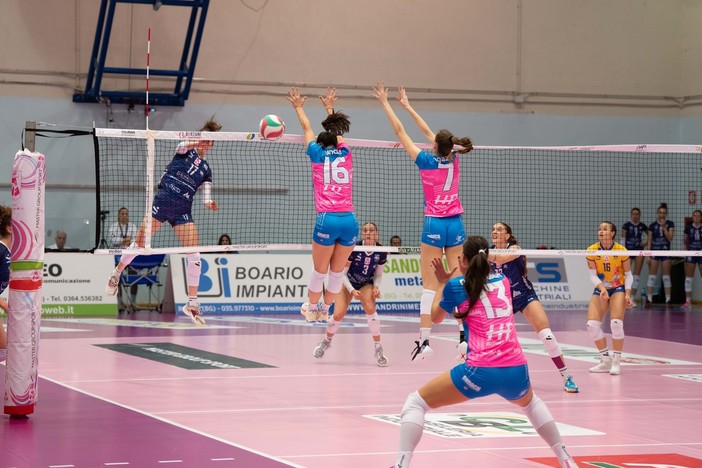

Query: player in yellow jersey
<box><xmin>585</xmin><ymin>221</ymin><xmax>633</xmax><ymax>376</ymax></box>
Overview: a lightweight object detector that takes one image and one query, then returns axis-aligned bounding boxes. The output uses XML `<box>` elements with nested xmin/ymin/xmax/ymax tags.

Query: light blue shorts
<box><xmin>312</xmin><ymin>212</ymin><xmax>359</xmax><ymax>247</ymax></box>
<box><xmin>450</xmin><ymin>363</ymin><xmax>530</xmax><ymax>401</ymax></box>
<box><xmin>421</xmin><ymin>215</ymin><xmax>465</xmax><ymax>248</ymax></box>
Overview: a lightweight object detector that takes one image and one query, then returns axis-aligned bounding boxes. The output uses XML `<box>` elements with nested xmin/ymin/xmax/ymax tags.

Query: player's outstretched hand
<box><xmin>205</xmin><ymin>200</ymin><xmax>219</xmax><ymax>211</ymax></box>
<box><xmin>431</xmin><ymin>257</ymin><xmax>456</xmax><ymax>284</ymax></box>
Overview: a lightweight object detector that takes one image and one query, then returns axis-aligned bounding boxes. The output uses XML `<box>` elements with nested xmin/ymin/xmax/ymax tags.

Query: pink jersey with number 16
<box><xmin>307</xmin><ymin>141</ymin><xmax>354</xmax><ymax>213</ymax></box>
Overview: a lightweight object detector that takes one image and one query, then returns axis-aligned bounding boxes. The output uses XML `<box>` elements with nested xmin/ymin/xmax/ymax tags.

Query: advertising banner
<box><xmin>170</xmin><ymin>254</ymin><xmax>591</xmax><ymax>315</ymax></box>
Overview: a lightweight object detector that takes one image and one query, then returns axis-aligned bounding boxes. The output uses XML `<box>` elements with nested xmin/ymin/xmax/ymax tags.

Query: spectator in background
<box><xmin>218</xmin><ymin>233</ymin><xmax>238</xmax><ymax>254</ymax></box>
<box><xmin>110</xmin><ymin>207</ymin><xmax>138</xmax><ymax>248</ymax></box>
<box><xmin>109</xmin><ymin>208</ymin><xmax>139</xmax><ymax>309</ymax></box>
<box><xmin>621</xmin><ymin>207</ymin><xmax>649</xmax><ymax>305</ymax></box>
<box><xmin>683</xmin><ymin>209</ymin><xmax>702</xmax><ymax>309</ymax></box>
<box><xmin>646</xmin><ymin>202</ymin><xmax>675</xmax><ymax>306</ymax></box>
<box><xmin>390</xmin><ymin>235</ymin><xmax>402</xmax><ymax>248</ymax></box>
<box><xmin>47</xmin><ymin>231</ymin><xmax>70</xmax><ymax>250</ymax></box>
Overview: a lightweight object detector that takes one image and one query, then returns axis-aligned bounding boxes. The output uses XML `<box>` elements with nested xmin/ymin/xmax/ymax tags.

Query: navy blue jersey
<box><xmin>649</xmin><ymin>220</ymin><xmax>674</xmax><ymax>250</ymax></box>
<box><xmin>157</xmin><ymin>144</ymin><xmax>212</xmax><ymax>204</ymax></box>
<box><xmin>0</xmin><ymin>241</ymin><xmax>9</xmax><ymax>294</ymax></box>
<box><xmin>490</xmin><ymin>244</ymin><xmax>537</xmax><ymax>299</ymax></box>
<box><xmin>346</xmin><ymin>243</ymin><xmax>387</xmax><ymax>285</ymax></box>
<box><xmin>685</xmin><ymin>223</ymin><xmax>702</xmax><ymax>250</ymax></box>
<box><xmin>622</xmin><ymin>221</ymin><xmax>648</xmax><ymax>250</ymax></box>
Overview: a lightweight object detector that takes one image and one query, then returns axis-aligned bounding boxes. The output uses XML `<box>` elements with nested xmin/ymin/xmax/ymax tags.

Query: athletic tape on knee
<box><xmin>186</xmin><ymin>253</ymin><xmax>201</xmax><ymax>287</ymax></box>
<box><xmin>367</xmin><ymin>312</ymin><xmax>381</xmax><ymax>336</ymax></box>
<box><xmin>308</xmin><ymin>269</ymin><xmax>326</xmax><ymax>293</ymax></box>
<box><xmin>586</xmin><ymin>320</ymin><xmax>605</xmax><ymax>341</ymax></box>
<box><xmin>401</xmin><ymin>391</ymin><xmax>429</xmax><ymax>427</ymax></box>
<box><xmin>647</xmin><ymin>275</ymin><xmax>656</xmax><ymax>288</ymax></box>
<box><xmin>685</xmin><ymin>277</ymin><xmax>693</xmax><ymax>293</ymax></box>
<box><xmin>326</xmin><ymin>270</ymin><xmax>346</xmax><ymax>294</ymax></box>
<box><xmin>420</xmin><ymin>289</ymin><xmax>436</xmax><ymax>316</ymax></box>
<box><xmin>521</xmin><ymin>394</ymin><xmax>554</xmax><ymax>431</ymax></box>
<box><xmin>610</xmin><ymin>319</ymin><xmax>624</xmax><ymax>340</ymax></box>
<box><xmin>537</xmin><ymin>328</ymin><xmax>562</xmax><ymax>359</ymax></box>
<box><xmin>632</xmin><ymin>275</ymin><xmax>639</xmax><ymax>290</ymax></box>
<box><xmin>662</xmin><ymin>275</ymin><xmax>672</xmax><ymax>289</ymax></box>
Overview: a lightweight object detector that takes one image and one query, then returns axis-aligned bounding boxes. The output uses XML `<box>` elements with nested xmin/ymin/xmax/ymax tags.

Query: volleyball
<box><xmin>259</xmin><ymin>115</ymin><xmax>286</xmax><ymax>140</ymax></box>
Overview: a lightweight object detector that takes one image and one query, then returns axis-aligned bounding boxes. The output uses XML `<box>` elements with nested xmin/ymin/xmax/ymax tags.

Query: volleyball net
<box><xmin>92</xmin><ymin>127</ymin><xmax>702</xmax><ymax>258</ymax></box>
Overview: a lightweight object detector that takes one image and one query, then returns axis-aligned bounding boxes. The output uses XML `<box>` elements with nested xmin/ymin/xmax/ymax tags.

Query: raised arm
<box><xmin>371</xmin><ymin>82</ymin><xmax>421</xmax><ymax>160</ymax></box>
<box><xmin>397</xmin><ymin>86</ymin><xmax>435</xmax><ymax>143</ymax></box>
<box><xmin>319</xmin><ymin>87</ymin><xmax>345</xmax><ymax>144</ymax></box>
<box><xmin>286</xmin><ymin>87</ymin><xmax>315</xmax><ymax>145</ymax></box>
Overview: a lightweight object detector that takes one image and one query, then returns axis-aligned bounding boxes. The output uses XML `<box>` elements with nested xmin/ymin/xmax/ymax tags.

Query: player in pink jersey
<box><xmin>287</xmin><ymin>87</ymin><xmax>359</xmax><ymax>322</ymax></box>
<box><xmin>372</xmin><ymin>82</ymin><xmax>472</xmax><ymax>362</ymax></box>
<box><xmin>391</xmin><ymin>236</ymin><xmax>578</xmax><ymax>468</ymax></box>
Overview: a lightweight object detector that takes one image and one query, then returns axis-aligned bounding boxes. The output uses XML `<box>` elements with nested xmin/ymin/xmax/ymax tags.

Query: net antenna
<box><xmin>144</xmin><ymin>27</ymin><xmax>155</xmax><ymax>249</ymax></box>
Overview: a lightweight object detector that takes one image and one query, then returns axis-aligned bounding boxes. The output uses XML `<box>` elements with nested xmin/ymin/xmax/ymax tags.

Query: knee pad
<box><xmin>647</xmin><ymin>275</ymin><xmax>656</xmax><ymax>288</ymax></box>
<box><xmin>401</xmin><ymin>391</ymin><xmax>430</xmax><ymax>427</ymax></box>
<box><xmin>308</xmin><ymin>269</ymin><xmax>327</xmax><ymax>293</ymax></box>
<box><xmin>587</xmin><ymin>320</ymin><xmax>605</xmax><ymax>341</ymax></box>
<box><xmin>186</xmin><ymin>253</ymin><xmax>201</xmax><ymax>287</ymax></box>
<box><xmin>420</xmin><ymin>289</ymin><xmax>436</xmax><ymax>316</ymax></box>
<box><xmin>610</xmin><ymin>319</ymin><xmax>624</xmax><ymax>340</ymax></box>
<box><xmin>521</xmin><ymin>394</ymin><xmax>554</xmax><ymax>431</ymax></box>
<box><xmin>537</xmin><ymin>328</ymin><xmax>562</xmax><ymax>359</ymax></box>
<box><xmin>662</xmin><ymin>275</ymin><xmax>672</xmax><ymax>289</ymax></box>
<box><xmin>326</xmin><ymin>270</ymin><xmax>346</xmax><ymax>294</ymax></box>
<box><xmin>326</xmin><ymin>317</ymin><xmax>342</xmax><ymax>335</ymax></box>
<box><xmin>367</xmin><ymin>312</ymin><xmax>381</xmax><ymax>336</ymax></box>
<box><xmin>632</xmin><ymin>276</ymin><xmax>639</xmax><ymax>290</ymax></box>
<box><xmin>685</xmin><ymin>277</ymin><xmax>693</xmax><ymax>293</ymax></box>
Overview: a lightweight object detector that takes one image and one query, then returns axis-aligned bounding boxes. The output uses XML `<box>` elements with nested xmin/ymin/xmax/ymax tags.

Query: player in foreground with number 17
<box><xmin>105</xmin><ymin>117</ymin><xmax>222</xmax><ymax>326</ymax></box>
<box><xmin>391</xmin><ymin>236</ymin><xmax>578</xmax><ymax>468</ymax></box>
<box><xmin>372</xmin><ymin>82</ymin><xmax>472</xmax><ymax>362</ymax></box>
<box><xmin>287</xmin><ymin>87</ymin><xmax>358</xmax><ymax>323</ymax></box>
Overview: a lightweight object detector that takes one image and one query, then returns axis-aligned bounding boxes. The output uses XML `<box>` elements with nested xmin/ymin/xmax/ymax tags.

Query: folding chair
<box><xmin>115</xmin><ymin>254</ymin><xmax>166</xmax><ymax>312</ymax></box>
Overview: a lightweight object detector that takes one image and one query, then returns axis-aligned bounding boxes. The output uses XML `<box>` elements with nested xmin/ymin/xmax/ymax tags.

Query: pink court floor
<box><xmin>2</xmin><ymin>304</ymin><xmax>702</xmax><ymax>468</ymax></box>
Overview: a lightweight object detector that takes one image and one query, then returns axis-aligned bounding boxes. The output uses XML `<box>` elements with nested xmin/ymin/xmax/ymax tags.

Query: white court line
<box><xmin>278</xmin><ymin>441</ymin><xmax>702</xmax><ymax>459</ymax></box>
<box><xmin>38</xmin><ymin>374</ymin><xmax>303</xmax><ymax>468</ymax></box>
<box><xmin>151</xmin><ymin>396</ymin><xmax>702</xmax><ymax>415</ymax></box>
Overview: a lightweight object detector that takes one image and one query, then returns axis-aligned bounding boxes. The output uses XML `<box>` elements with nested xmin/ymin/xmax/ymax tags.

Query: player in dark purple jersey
<box><xmin>104</xmin><ymin>117</ymin><xmax>222</xmax><ymax>325</ymax></box>
<box><xmin>0</xmin><ymin>205</ymin><xmax>11</xmax><ymax>361</ymax></box>
<box><xmin>313</xmin><ymin>222</ymin><xmax>389</xmax><ymax>366</ymax></box>
<box><xmin>489</xmin><ymin>222</ymin><xmax>579</xmax><ymax>393</ymax></box>
<box><xmin>645</xmin><ymin>203</ymin><xmax>675</xmax><ymax>306</ymax></box>
<box><xmin>621</xmin><ymin>207</ymin><xmax>649</xmax><ymax>304</ymax></box>
<box><xmin>683</xmin><ymin>209</ymin><xmax>702</xmax><ymax>308</ymax></box>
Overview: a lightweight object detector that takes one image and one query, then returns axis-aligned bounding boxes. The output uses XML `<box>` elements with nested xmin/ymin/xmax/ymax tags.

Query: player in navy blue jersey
<box><xmin>683</xmin><ymin>209</ymin><xmax>702</xmax><ymax>308</ymax></box>
<box><xmin>105</xmin><ymin>117</ymin><xmax>222</xmax><ymax>325</ymax></box>
<box><xmin>489</xmin><ymin>222</ymin><xmax>579</xmax><ymax>393</ymax></box>
<box><xmin>645</xmin><ymin>203</ymin><xmax>675</xmax><ymax>306</ymax></box>
<box><xmin>0</xmin><ymin>205</ymin><xmax>11</xmax><ymax>362</ymax></box>
<box><xmin>312</xmin><ymin>222</ymin><xmax>390</xmax><ymax>366</ymax></box>
<box><xmin>621</xmin><ymin>207</ymin><xmax>649</xmax><ymax>304</ymax></box>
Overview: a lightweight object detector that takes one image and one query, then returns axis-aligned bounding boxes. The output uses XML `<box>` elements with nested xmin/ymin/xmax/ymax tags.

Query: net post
<box><xmin>24</xmin><ymin>121</ymin><xmax>36</xmax><ymax>151</ymax></box>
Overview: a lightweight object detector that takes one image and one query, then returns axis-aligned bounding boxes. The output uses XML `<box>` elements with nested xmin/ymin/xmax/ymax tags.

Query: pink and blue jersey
<box><xmin>415</xmin><ymin>150</ymin><xmax>463</xmax><ymax>217</ymax></box>
<box><xmin>439</xmin><ymin>273</ymin><xmax>527</xmax><ymax>367</ymax></box>
<box><xmin>307</xmin><ymin>141</ymin><xmax>354</xmax><ymax>213</ymax></box>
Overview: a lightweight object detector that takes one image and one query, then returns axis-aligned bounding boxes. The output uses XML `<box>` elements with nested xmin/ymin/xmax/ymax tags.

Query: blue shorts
<box><xmin>650</xmin><ymin>256</ymin><xmax>671</xmax><ymax>262</ymax></box>
<box><xmin>350</xmin><ymin>279</ymin><xmax>373</xmax><ymax>290</ymax></box>
<box><xmin>685</xmin><ymin>256</ymin><xmax>702</xmax><ymax>264</ymax></box>
<box><xmin>512</xmin><ymin>289</ymin><xmax>539</xmax><ymax>315</ymax></box>
<box><xmin>152</xmin><ymin>194</ymin><xmax>193</xmax><ymax>226</ymax></box>
<box><xmin>421</xmin><ymin>215</ymin><xmax>465</xmax><ymax>248</ymax></box>
<box><xmin>313</xmin><ymin>212</ymin><xmax>359</xmax><ymax>247</ymax></box>
<box><xmin>450</xmin><ymin>363</ymin><xmax>530</xmax><ymax>401</ymax></box>
<box><xmin>592</xmin><ymin>285</ymin><xmax>625</xmax><ymax>296</ymax></box>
